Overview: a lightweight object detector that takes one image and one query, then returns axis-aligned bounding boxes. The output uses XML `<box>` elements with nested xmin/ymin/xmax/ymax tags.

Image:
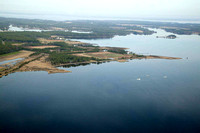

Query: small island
<box><xmin>156</xmin><ymin>34</ymin><xmax>177</xmax><ymax>39</ymax></box>
<box><xmin>166</xmin><ymin>35</ymin><xmax>177</xmax><ymax>39</ymax></box>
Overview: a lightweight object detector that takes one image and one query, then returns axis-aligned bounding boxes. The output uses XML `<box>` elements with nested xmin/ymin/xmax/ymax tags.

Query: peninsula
<box><xmin>0</xmin><ymin>38</ymin><xmax>181</xmax><ymax>78</ymax></box>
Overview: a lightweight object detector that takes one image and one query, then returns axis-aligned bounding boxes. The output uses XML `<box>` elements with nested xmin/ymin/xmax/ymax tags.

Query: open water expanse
<box><xmin>0</xmin><ymin>29</ymin><xmax>200</xmax><ymax>133</ymax></box>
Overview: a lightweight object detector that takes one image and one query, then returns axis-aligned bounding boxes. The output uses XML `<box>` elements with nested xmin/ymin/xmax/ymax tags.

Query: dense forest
<box><xmin>0</xmin><ymin>17</ymin><xmax>155</xmax><ymax>38</ymax></box>
<box><xmin>1</xmin><ymin>17</ymin><xmax>200</xmax><ymax>36</ymax></box>
<box><xmin>0</xmin><ymin>32</ymin><xmax>49</xmax><ymax>43</ymax></box>
<box><xmin>108</xmin><ymin>49</ymin><xmax>127</xmax><ymax>54</ymax></box>
<box><xmin>48</xmin><ymin>52</ymin><xmax>95</xmax><ymax>65</ymax></box>
<box><xmin>0</xmin><ymin>43</ymin><xmax>22</xmax><ymax>55</ymax></box>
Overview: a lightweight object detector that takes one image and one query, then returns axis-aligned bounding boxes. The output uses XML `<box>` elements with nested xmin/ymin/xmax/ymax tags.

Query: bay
<box><xmin>0</xmin><ymin>29</ymin><xmax>200</xmax><ymax>133</ymax></box>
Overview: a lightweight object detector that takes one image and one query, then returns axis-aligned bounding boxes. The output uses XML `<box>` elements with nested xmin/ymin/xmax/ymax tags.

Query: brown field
<box><xmin>65</xmin><ymin>41</ymin><xmax>84</xmax><ymax>45</ymax></box>
<box><xmin>74</xmin><ymin>52</ymin><xmax>126</xmax><ymax>59</ymax></box>
<box><xmin>12</xmin><ymin>43</ymin><xmax>24</xmax><ymax>46</ymax></box>
<box><xmin>38</xmin><ymin>38</ymin><xmax>65</xmax><ymax>43</ymax></box>
<box><xmin>26</xmin><ymin>45</ymin><xmax>59</xmax><ymax>49</ymax></box>
<box><xmin>19</xmin><ymin>55</ymin><xmax>70</xmax><ymax>74</ymax></box>
<box><xmin>160</xmin><ymin>26</ymin><xmax>189</xmax><ymax>30</ymax></box>
<box><xmin>74</xmin><ymin>52</ymin><xmax>181</xmax><ymax>60</ymax></box>
<box><xmin>38</xmin><ymin>38</ymin><xmax>83</xmax><ymax>45</ymax></box>
<box><xmin>99</xmin><ymin>47</ymin><xmax>129</xmax><ymax>50</ymax></box>
<box><xmin>118</xmin><ymin>59</ymin><xmax>128</xmax><ymax>62</ymax></box>
<box><xmin>127</xmin><ymin>30</ymin><xmax>143</xmax><ymax>33</ymax></box>
<box><xmin>0</xmin><ymin>50</ymin><xmax>34</xmax><ymax>62</ymax></box>
<box><xmin>110</xmin><ymin>27</ymin><xmax>126</xmax><ymax>29</ymax></box>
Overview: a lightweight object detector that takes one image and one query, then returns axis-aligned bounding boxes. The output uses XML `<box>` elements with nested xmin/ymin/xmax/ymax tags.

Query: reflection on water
<box><xmin>62</xmin><ymin>62</ymin><xmax>91</xmax><ymax>68</ymax></box>
<box><xmin>61</xmin><ymin>61</ymin><xmax>107</xmax><ymax>68</ymax></box>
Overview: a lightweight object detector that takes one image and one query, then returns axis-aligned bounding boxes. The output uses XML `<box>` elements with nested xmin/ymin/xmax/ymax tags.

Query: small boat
<box><xmin>137</xmin><ymin>78</ymin><xmax>141</xmax><ymax>80</ymax></box>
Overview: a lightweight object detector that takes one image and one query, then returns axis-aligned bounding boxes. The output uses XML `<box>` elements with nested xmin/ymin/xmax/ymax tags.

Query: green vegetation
<box><xmin>0</xmin><ymin>51</ymin><xmax>20</xmax><ymax>57</ymax></box>
<box><xmin>28</xmin><ymin>49</ymin><xmax>51</xmax><ymax>56</ymax></box>
<box><xmin>135</xmin><ymin>54</ymin><xmax>145</xmax><ymax>57</ymax></box>
<box><xmin>0</xmin><ymin>32</ymin><xmax>49</xmax><ymax>43</ymax></box>
<box><xmin>0</xmin><ymin>43</ymin><xmax>22</xmax><ymax>55</ymax></box>
<box><xmin>166</xmin><ymin>35</ymin><xmax>177</xmax><ymax>39</ymax></box>
<box><xmin>1</xmin><ymin>17</ymin><xmax>188</xmax><ymax>67</ymax></box>
<box><xmin>0</xmin><ymin>17</ymin><xmax>156</xmax><ymax>40</ymax></box>
<box><xmin>1</xmin><ymin>17</ymin><xmax>200</xmax><ymax>38</ymax></box>
<box><xmin>108</xmin><ymin>48</ymin><xmax>127</xmax><ymax>54</ymax></box>
<box><xmin>48</xmin><ymin>52</ymin><xmax>95</xmax><ymax>65</ymax></box>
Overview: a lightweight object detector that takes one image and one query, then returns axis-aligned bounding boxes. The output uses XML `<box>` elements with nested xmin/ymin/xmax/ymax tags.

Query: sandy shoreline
<box><xmin>0</xmin><ymin>44</ymin><xmax>181</xmax><ymax>78</ymax></box>
<box><xmin>0</xmin><ymin>51</ymin><xmax>181</xmax><ymax>78</ymax></box>
<box><xmin>0</xmin><ymin>54</ymin><xmax>70</xmax><ymax>78</ymax></box>
<box><xmin>17</xmin><ymin>55</ymin><xmax>71</xmax><ymax>74</ymax></box>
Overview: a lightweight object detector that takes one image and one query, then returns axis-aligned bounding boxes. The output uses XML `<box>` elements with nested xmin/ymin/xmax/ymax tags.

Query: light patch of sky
<box><xmin>0</xmin><ymin>0</ymin><xmax>200</xmax><ymax>19</ymax></box>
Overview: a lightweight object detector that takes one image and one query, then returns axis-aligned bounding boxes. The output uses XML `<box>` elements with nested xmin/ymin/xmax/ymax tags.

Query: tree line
<box><xmin>48</xmin><ymin>52</ymin><xmax>95</xmax><ymax>65</ymax></box>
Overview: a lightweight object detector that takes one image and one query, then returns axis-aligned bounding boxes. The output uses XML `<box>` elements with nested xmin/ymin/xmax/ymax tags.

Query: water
<box><xmin>0</xmin><ymin>58</ymin><xmax>23</xmax><ymax>65</ymax></box>
<box><xmin>0</xmin><ymin>29</ymin><xmax>200</xmax><ymax>133</ymax></box>
<box><xmin>75</xmin><ymin>28</ymin><xmax>200</xmax><ymax>59</ymax></box>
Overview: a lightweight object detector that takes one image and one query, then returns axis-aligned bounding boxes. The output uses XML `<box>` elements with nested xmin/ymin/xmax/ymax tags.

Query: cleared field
<box><xmin>26</xmin><ymin>45</ymin><xmax>59</xmax><ymax>49</ymax></box>
<box><xmin>19</xmin><ymin>56</ymin><xmax>70</xmax><ymax>74</ymax></box>
<box><xmin>38</xmin><ymin>38</ymin><xmax>83</xmax><ymax>45</ymax></box>
<box><xmin>38</xmin><ymin>38</ymin><xmax>65</xmax><ymax>43</ymax></box>
<box><xmin>160</xmin><ymin>26</ymin><xmax>189</xmax><ymax>30</ymax></box>
<box><xmin>0</xmin><ymin>51</ymin><xmax>20</xmax><ymax>58</ymax></box>
<box><xmin>127</xmin><ymin>30</ymin><xmax>143</xmax><ymax>33</ymax></box>
<box><xmin>74</xmin><ymin>52</ymin><xmax>125</xmax><ymax>59</ymax></box>
<box><xmin>65</xmin><ymin>40</ymin><xmax>84</xmax><ymax>45</ymax></box>
<box><xmin>12</xmin><ymin>43</ymin><xmax>24</xmax><ymax>46</ymax></box>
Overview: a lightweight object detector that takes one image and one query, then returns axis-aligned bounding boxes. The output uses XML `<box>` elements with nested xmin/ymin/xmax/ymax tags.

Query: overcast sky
<box><xmin>1</xmin><ymin>0</ymin><xmax>200</xmax><ymax>20</ymax></box>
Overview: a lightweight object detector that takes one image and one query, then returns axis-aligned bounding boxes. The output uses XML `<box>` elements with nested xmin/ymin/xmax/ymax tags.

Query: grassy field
<box><xmin>38</xmin><ymin>38</ymin><xmax>84</xmax><ymax>45</ymax></box>
<box><xmin>38</xmin><ymin>38</ymin><xmax>65</xmax><ymax>44</ymax></box>
<box><xmin>26</xmin><ymin>45</ymin><xmax>59</xmax><ymax>49</ymax></box>
<box><xmin>0</xmin><ymin>51</ymin><xmax>20</xmax><ymax>57</ymax></box>
<box><xmin>75</xmin><ymin>52</ymin><xmax>125</xmax><ymax>59</ymax></box>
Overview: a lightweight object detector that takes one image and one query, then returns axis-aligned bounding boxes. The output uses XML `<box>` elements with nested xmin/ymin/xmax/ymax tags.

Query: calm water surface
<box><xmin>0</xmin><ymin>29</ymin><xmax>200</xmax><ymax>133</ymax></box>
<box><xmin>0</xmin><ymin>58</ymin><xmax>23</xmax><ymax>65</ymax></box>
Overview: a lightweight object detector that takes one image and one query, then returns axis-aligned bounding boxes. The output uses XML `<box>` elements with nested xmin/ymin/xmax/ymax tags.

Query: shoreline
<box><xmin>0</xmin><ymin>41</ymin><xmax>182</xmax><ymax>78</ymax></box>
<box><xmin>0</xmin><ymin>54</ymin><xmax>181</xmax><ymax>78</ymax></box>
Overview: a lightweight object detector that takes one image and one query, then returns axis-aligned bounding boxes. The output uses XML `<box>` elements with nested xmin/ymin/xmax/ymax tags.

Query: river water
<box><xmin>0</xmin><ymin>29</ymin><xmax>200</xmax><ymax>133</ymax></box>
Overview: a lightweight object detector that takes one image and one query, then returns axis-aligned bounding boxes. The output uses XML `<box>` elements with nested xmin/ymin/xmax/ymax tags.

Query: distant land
<box><xmin>0</xmin><ymin>12</ymin><xmax>200</xmax><ymax>23</ymax></box>
<box><xmin>0</xmin><ymin>17</ymin><xmax>186</xmax><ymax>77</ymax></box>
